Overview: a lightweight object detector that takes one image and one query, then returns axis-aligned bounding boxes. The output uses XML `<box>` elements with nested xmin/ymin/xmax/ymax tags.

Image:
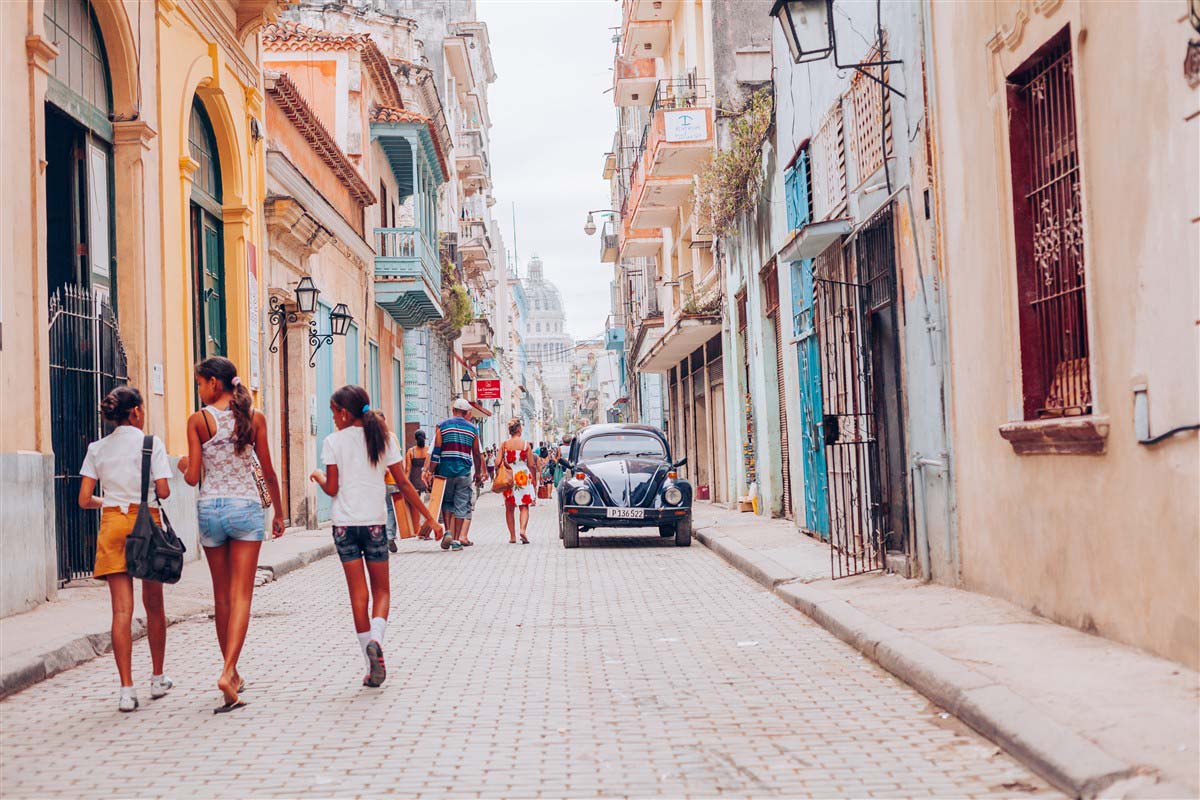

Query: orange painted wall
<box><xmin>266</xmin><ymin>94</ymin><xmax>362</xmax><ymax>235</ymax></box>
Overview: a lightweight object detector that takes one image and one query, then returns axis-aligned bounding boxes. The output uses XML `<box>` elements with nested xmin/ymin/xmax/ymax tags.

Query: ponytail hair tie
<box><xmin>362</xmin><ymin>404</ymin><xmax>371</xmax><ymax>414</ymax></box>
<box><xmin>231</xmin><ymin>376</ymin><xmax>242</xmax><ymax>387</ymax></box>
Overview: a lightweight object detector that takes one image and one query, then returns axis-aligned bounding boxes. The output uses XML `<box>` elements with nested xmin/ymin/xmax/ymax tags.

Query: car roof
<box><xmin>573</xmin><ymin>423</ymin><xmax>666</xmax><ymax>442</ymax></box>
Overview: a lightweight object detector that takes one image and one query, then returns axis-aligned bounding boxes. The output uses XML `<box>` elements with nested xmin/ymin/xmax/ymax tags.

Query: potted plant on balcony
<box><xmin>693</xmin><ymin>87</ymin><xmax>773</xmax><ymax>237</ymax></box>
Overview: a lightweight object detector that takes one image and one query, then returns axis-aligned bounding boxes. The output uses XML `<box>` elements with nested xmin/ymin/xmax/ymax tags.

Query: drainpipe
<box><xmin>911</xmin><ymin>453</ymin><xmax>947</xmax><ymax>581</ymax></box>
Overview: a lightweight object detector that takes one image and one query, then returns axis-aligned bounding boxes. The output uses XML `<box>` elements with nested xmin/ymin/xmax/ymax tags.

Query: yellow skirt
<box><xmin>96</xmin><ymin>506</ymin><xmax>159</xmax><ymax>578</ymax></box>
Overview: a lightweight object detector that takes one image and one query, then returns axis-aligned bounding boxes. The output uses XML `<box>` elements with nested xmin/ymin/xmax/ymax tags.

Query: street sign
<box><xmin>477</xmin><ymin>378</ymin><xmax>501</xmax><ymax>399</ymax></box>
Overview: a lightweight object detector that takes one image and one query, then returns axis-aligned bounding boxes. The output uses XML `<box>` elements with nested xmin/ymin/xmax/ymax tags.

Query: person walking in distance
<box><xmin>405</xmin><ymin>430</ymin><xmax>432</xmax><ymax>540</ymax></box>
<box><xmin>78</xmin><ymin>386</ymin><xmax>174</xmax><ymax>712</ymax></box>
<box><xmin>180</xmin><ymin>357</ymin><xmax>284</xmax><ymax>714</ymax></box>
<box><xmin>311</xmin><ymin>386</ymin><xmax>443</xmax><ymax>687</ymax></box>
<box><xmin>498</xmin><ymin>418</ymin><xmax>539</xmax><ymax>544</ymax></box>
<box><xmin>423</xmin><ymin>398</ymin><xmax>484</xmax><ymax>551</ymax></box>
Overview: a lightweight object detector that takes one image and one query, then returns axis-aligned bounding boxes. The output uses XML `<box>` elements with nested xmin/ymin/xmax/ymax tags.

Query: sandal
<box><xmin>213</xmin><ymin>698</ymin><xmax>247</xmax><ymax>714</ymax></box>
<box><xmin>520</xmin><ymin>534</ymin><xmax>529</xmax><ymax>544</ymax></box>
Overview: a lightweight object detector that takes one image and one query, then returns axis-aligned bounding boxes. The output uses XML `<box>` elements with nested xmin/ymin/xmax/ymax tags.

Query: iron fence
<box><xmin>49</xmin><ymin>286</ymin><xmax>128</xmax><ymax>583</ymax></box>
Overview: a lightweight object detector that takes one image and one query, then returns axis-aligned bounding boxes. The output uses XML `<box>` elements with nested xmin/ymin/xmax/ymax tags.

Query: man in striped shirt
<box><xmin>424</xmin><ymin>398</ymin><xmax>484</xmax><ymax>551</ymax></box>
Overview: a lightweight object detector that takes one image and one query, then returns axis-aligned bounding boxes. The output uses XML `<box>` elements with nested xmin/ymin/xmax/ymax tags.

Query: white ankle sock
<box><xmin>151</xmin><ymin>673</ymin><xmax>163</xmax><ymax>682</ymax></box>
<box><xmin>370</xmin><ymin>616</ymin><xmax>387</xmax><ymax>645</ymax></box>
<box><xmin>120</xmin><ymin>685</ymin><xmax>136</xmax><ymax>699</ymax></box>
<box><xmin>356</xmin><ymin>631</ymin><xmax>372</xmax><ymax>669</ymax></box>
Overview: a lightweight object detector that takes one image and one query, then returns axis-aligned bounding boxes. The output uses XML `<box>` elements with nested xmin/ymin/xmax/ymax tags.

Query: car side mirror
<box><xmin>673</xmin><ymin>457</ymin><xmax>687</xmax><ymax>468</ymax></box>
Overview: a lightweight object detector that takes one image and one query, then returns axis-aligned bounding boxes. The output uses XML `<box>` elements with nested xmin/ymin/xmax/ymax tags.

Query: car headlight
<box><xmin>573</xmin><ymin>488</ymin><xmax>592</xmax><ymax>506</ymax></box>
<box><xmin>664</xmin><ymin>485</ymin><xmax>683</xmax><ymax>506</ymax></box>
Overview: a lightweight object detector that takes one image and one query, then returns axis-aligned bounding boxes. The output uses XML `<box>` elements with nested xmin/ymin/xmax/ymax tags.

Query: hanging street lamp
<box><xmin>308</xmin><ymin>302</ymin><xmax>353</xmax><ymax>368</ymax></box>
<box><xmin>268</xmin><ymin>277</ymin><xmax>323</xmax><ymax>355</ymax></box>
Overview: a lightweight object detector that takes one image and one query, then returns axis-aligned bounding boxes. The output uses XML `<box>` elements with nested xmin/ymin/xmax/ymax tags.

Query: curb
<box><xmin>698</xmin><ymin>534</ymin><xmax>1140</xmax><ymax>799</ymax></box>
<box><xmin>0</xmin><ymin>542</ymin><xmax>335</xmax><ymax>700</ymax></box>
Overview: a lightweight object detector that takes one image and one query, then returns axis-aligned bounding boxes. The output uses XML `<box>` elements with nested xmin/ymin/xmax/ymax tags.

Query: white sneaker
<box><xmin>150</xmin><ymin>675</ymin><xmax>173</xmax><ymax>699</ymax></box>
<box><xmin>118</xmin><ymin>689</ymin><xmax>139</xmax><ymax>713</ymax></box>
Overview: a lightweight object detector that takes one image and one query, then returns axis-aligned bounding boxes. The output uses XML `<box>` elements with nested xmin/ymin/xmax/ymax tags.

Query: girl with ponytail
<box><xmin>78</xmin><ymin>385</ymin><xmax>174</xmax><ymax>711</ymax></box>
<box><xmin>310</xmin><ymin>385</ymin><xmax>443</xmax><ymax>688</ymax></box>
<box><xmin>180</xmin><ymin>356</ymin><xmax>284</xmax><ymax>713</ymax></box>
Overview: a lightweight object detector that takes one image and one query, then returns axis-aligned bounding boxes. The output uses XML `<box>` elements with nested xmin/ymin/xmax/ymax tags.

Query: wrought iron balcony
<box><xmin>461</xmin><ymin>319</ymin><xmax>496</xmax><ymax>362</ymax></box>
<box><xmin>374</xmin><ymin>226</ymin><xmax>443</xmax><ymax>328</ymax></box>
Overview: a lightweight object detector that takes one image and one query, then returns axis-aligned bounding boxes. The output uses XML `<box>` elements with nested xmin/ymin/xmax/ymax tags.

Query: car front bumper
<box><xmin>564</xmin><ymin>506</ymin><xmax>691</xmax><ymax>528</ymax></box>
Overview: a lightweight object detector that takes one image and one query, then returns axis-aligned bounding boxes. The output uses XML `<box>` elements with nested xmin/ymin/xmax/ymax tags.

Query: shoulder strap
<box><xmin>140</xmin><ymin>435</ymin><xmax>153</xmax><ymax>505</ymax></box>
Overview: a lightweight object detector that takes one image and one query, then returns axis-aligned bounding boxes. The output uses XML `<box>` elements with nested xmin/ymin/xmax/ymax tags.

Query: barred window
<box><xmin>1006</xmin><ymin>30</ymin><xmax>1090</xmax><ymax>420</ymax></box>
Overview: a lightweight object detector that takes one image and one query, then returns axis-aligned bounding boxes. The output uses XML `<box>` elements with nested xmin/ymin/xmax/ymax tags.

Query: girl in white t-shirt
<box><xmin>78</xmin><ymin>386</ymin><xmax>174</xmax><ymax>712</ymax></box>
<box><xmin>311</xmin><ymin>385</ymin><xmax>443</xmax><ymax>687</ymax></box>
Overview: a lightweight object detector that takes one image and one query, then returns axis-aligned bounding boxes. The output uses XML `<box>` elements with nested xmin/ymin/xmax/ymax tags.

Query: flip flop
<box><xmin>520</xmin><ymin>535</ymin><xmax>529</xmax><ymax>544</ymax></box>
<box><xmin>213</xmin><ymin>698</ymin><xmax>247</xmax><ymax>714</ymax></box>
<box><xmin>462</xmin><ymin>540</ymin><xmax>474</xmax><ymax>547</ymax></box>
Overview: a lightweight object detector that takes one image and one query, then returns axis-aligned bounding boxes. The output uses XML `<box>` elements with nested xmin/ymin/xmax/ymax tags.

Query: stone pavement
<box><xmin>692</xmin><ymin>502</ymin><xmax>1200</xmax><ymax>799</ymax></box>
<box><xmin>0</xmin><ymin>494</ymin><xmax>1057</xmax><ymax>799</ymax></box>
<box><xmin>0</xmin><ymin>528</ymin><xmax>335</xmax><ymax>698</ymax></box>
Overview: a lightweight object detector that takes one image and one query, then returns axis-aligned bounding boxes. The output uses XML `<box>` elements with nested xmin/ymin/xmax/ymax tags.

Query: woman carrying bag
<box><xmin>180</xmin><ymin>357</ymin><xmax>284</xmax><ymax>714</ymax></box>
<box><xmin>78</xmin><ymin>386</ymin><xmax>174</xmax><ymax>712</ymax></box>
<box><xmin>496</xmin><ymin>419</ymin><xmax>537</xmax><ymax>544</ymax></box>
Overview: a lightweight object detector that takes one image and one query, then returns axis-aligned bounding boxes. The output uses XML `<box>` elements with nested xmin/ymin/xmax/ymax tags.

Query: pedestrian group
<box><xmin>78</xmin><ymin>355</ymin><xmax>553</xmax><ymax>714</ymax></box>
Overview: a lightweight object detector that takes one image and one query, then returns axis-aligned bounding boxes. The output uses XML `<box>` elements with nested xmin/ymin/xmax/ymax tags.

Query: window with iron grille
<box><xmin>1006</xmin><ymin>30</ymin><xmax>1090</xmax><ymax>420</ymax></box>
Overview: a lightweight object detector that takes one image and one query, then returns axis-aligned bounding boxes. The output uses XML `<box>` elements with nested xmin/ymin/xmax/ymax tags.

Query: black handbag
<box><xmin>124</xmin><ymin>435</ymin><xmax>186</xmax><ymax>584</ymax></box>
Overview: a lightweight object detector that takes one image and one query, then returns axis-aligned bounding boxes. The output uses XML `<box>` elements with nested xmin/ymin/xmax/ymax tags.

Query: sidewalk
<box><xmin>0</xmin><ymin>528</ymin><xmax>335</xmax><ymax>699</ymax></box>
<box><xmin>692</xmin><ymin>503</ymin><xmax>1200</xmax><ymax>800</ymax></box>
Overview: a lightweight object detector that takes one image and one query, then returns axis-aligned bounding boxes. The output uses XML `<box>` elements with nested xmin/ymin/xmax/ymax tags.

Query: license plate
<box><xmin>607</xmin><ymin>508</ymin><xmax>644</xmax><ymax>519</ymax></box>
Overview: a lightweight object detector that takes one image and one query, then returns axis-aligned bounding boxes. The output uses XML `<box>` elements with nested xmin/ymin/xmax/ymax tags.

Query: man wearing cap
<box><xmin>424</xmin><ymin>398</ymin><xmax>484</xmax><ymax>551</ymax></box>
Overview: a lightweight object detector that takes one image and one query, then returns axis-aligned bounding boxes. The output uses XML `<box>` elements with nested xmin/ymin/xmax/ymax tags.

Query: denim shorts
<box><xmin>443</xmin><ymin>474</ymin><xmax>474</xmax><ymax>520</ymax></box>
<box><xmin>198</xmin><ymin>497</ymin><xmax>266</xmax><ymax>548</ymax></box>
<box><xmin>333</xmin><ymin>525</ymin><xmax>389</xmax><ymax>563</ymax></box>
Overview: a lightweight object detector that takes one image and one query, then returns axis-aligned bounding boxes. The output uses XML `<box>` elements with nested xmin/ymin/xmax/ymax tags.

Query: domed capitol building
<box><xmin>522</xmin><ymin>255</ymin><xmax>573</xmax><ymax>425</ymax></box>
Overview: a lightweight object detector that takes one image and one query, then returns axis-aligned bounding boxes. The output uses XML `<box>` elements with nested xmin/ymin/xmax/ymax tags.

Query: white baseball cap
<box><xmin>452</xmin><ymin>398</ymin><xmax>473</xmax><ymax>412</ymax></box>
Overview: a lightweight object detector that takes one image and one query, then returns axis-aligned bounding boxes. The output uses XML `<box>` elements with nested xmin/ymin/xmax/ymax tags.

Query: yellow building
<box><xmin>0</xmin><ymin>0</ymin><xmax>286</xmax><ymax>614</ymax></box>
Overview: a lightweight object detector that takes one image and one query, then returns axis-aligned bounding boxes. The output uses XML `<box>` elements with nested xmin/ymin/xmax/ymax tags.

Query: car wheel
<box><xmin>674</xmin><ymin>517</ymin><xmax>692</xmax><ymax>547</ymax></box>
<box><xmin>562</xmin><ymin>516</ymin><xmax>580</xmax><ymax>549</ymax></box>
<box><xmin>659</xmin><ymin>524</ymin><xmax>675</xmax><ymax>537</ymax></box>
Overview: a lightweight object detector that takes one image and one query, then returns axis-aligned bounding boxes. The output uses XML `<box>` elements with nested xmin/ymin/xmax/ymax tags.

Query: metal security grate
<box><xmin>49</xmin><ymin>286</ymin><xmax>129</xmax><ymax>583</ymax></box>
<box><xmin>1008</xmin><ymin>33</ymin><xmax>1090</xmax><ymax>419</ymax></box>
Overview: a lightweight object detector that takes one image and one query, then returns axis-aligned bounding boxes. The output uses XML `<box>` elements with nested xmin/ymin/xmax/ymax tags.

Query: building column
<box><xmin>111</xmin><ymin>120</ymin><xmax>160</xmax><ymax>424</ymax></box>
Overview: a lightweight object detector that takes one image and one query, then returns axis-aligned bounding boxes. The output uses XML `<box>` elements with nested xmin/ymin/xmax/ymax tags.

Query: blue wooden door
<box><xmin>785</xmin><ymin>150</ymin><xmax>829</xmax><ymax>539</ymax></box>
<box><xmin>793</xmin><ymin>259</ymin><xmax>829</xmax><ymax>538</ymax></box>
<box><xmin>315</xmin><ymin>302</ymin><xmax>334</xmax><ymax>523</ymax></box>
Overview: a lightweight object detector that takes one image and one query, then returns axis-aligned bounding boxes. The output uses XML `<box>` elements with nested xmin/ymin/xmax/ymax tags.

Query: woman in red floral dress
<box><xmin>498</xmin><ymin>418</ymin><xmax>538</xmax><ymax>544</ymax></box>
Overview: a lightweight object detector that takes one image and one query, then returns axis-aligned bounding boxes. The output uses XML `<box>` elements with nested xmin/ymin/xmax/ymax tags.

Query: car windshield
<box><xmin>578</xmin><ymin>433</ymin><xmax>666</xmax><ymax>462</ymax></box>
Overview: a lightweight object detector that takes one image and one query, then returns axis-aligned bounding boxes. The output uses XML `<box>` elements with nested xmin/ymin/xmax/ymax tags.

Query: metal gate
<box><xmin>815</xmin><ymin>232</ymin><xmax>891</xmax><ymax>578</ymax></box>
<box><xmin>49</xmin><ymin>285</ymin><xmax>129</xmax><ymax>583</ymax></box>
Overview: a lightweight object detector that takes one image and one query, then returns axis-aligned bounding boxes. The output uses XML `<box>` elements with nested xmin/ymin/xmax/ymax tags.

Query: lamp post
<box><xmin>268</xmin><ymin>277</ymin><xmax>322</xmax><ymax>355</ymax></box>
<box><xmin>308</xmin><ymin>302</ymin><xmax>352</xmax><ymax>368</ymax></box>
<box><xmin>768</xmin><ymin>0</ymin><xmax>905</xmax><ymax>98</ymax></box>
<box><xmin>460</xmin><ymin>369</ymin><xmax>474</xmax><ymax>399</ymax></box>
<box><xmin>582</xmin><ymin>209</ymin><xmax>619</xmax><ymax>236</ymax></box>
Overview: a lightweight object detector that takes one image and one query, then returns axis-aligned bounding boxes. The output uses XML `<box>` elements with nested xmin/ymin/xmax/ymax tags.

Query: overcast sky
<box><xmin>478</xmin><ymin>0</ymin><xmax>620</xmax><ymax>342</ymax></box>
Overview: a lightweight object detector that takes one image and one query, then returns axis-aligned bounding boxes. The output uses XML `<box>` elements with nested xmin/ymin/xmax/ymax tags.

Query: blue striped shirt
<box><xmin>430</xmin><ymin>417</ymin><xmax>478</xmax><ymax>477</ymax></box>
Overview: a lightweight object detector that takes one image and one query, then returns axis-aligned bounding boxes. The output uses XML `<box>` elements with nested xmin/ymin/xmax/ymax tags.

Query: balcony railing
<box><xmin>375</xmin><ymin>227</ymin><xmax>439</xmax><ymax>289</ymax></box>
<box><xmin>650</xmin><ymin>77</ymin><xmax>711</xmax><ymax>115</ymax></box>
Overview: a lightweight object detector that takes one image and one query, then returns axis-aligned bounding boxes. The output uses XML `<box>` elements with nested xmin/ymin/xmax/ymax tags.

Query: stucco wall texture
<box><xmin>929</xmin><ymin>1</ymin><xmax>1199</xmax><ymax>668</ymax></box>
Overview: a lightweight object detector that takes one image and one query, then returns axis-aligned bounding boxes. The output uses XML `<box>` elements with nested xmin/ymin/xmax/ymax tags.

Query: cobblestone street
<box><xmin>0</xmin><ymin>496</ymin><xmax>1056</xmax><ymax>799</ymax></box>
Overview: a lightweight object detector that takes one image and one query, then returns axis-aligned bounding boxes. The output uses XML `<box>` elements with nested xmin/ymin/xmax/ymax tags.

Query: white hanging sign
<box><xmin>664</xmin><ymin>110</ymin><xmax>707</xmax><ymax>143</ymax></box>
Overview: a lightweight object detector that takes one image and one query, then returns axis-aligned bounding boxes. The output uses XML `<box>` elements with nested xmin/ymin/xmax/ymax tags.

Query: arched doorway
<box><xmin>43</xmin><ymin>0</ymin><xmax>129</xmax><ymax>582</ymax></box>
<box><xmin>44</xmin><ymin>0</ymin><xmax>115</xmax><ymax>302</ymax></box>
<box><xmin>188</xmin><ymin>98</ymin><xmax>227</xmax><ymax>362</ymax></box>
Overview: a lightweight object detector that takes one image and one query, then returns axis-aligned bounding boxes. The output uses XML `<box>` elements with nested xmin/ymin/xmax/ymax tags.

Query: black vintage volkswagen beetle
<box><xmin>556</xmin><ymin>424</ymin><xmax>692</xmax><ymax>548</ymax></box>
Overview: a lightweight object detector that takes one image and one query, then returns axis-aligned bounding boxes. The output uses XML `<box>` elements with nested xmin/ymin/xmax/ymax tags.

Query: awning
<box><xmin>777</xmin><ymin>218</ymin><xmax>853</xmax><ymax>263</ymax></box>
<box><xmin>468</xmin><ymin>400</ymin><xmax>492</xmax><ymax>418</ymax></box>
<box><xmin>637</xmin><ymin>314</ymin><xmax>722</xmax><ymax>373</ymax></box>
